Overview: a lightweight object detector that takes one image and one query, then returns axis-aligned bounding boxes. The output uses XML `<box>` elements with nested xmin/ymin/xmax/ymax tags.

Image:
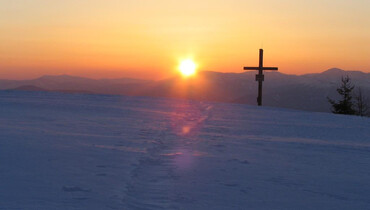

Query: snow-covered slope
<box><xmin>0</xmin><ymin>91</ymin><xmax>369</xmax><ymax>209</ymax></box>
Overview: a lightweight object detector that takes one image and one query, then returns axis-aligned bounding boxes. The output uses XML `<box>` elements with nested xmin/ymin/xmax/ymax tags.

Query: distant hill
<box><xmin>8</xmin><ymin>85</ymin><xmax>96</xmax><ymax>95</ymax></box>
<box><xmin>0</xmin><ymin>75</ymin><xmax>152</xmax><ymax>96</ymax></box>
<box><xmin>11</xmin><ymin>85</ymin><xmax>48</xmax><ymax>92</ymax></box>
<box><xmin>1</xmin><ymin>69</ymin><xmax>369</xmax><ymax>113</ymax></box>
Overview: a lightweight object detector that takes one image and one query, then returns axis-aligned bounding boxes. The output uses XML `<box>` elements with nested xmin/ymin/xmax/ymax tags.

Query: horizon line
<box><xmin>0</xmin><ymin>67</ymin><xmax>367</xmax><ymax>81</ymax></box>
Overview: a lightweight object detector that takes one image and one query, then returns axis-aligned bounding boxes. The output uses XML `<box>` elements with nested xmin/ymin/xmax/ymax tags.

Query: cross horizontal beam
<box><xmin>243</xmin><ymin>67</ymin><xmax>278</xmax><ymax>71</ymax></box>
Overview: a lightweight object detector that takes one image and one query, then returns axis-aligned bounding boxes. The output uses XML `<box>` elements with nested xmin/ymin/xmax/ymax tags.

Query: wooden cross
<box><xmin>243</xmin><ymin>49</ymin><xmax>278</xmax><ymax>106</ymax></box>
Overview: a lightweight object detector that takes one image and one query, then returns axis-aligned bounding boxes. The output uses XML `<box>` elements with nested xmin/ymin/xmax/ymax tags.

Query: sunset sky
<box><xmin>1</xmin><ymin>0</ymin><xmax>369</xmax><ymax>80</ymax></box>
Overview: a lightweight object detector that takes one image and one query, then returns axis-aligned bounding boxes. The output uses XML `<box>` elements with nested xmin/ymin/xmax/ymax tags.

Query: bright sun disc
<box><xmin>179</xmin><ymin>59</ymin><xmax>197</xmax><ymax>76</ymax></box>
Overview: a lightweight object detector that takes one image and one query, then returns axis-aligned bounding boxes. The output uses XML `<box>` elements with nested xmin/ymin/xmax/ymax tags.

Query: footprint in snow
<box><xmin>228</xmin><ymin>158</ymin><xmax>250</xmax><ymax>164</ymax></box>
<box><xmin>224</xmin><ymin>183</ymin><xmax>239</xmax><ymax>187</ymax></box>
<box><xmin>62</xmin><ymin>186</ymin><xmax>91</xmax><ymax>192</ymax></box>
<box><xmin>72</xmin><ymin>197</ymin><xmax>89</xmax><ymax>201</ymax></box>
<box><xmin>213</xmin><ymin>144</ymin><xmax>226</xmax><ymax>148</ymax></box>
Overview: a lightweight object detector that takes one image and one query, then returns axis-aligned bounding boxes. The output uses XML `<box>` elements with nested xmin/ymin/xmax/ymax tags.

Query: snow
<box><xmin>0</xmin><ymin>91</ymin><xmax>369</xmax><ymax>209</ymax></box>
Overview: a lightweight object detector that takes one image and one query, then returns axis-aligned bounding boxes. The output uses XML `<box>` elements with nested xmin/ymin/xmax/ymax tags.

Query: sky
<box><xmin>0</xmin><ymin>0</ymin><xmax>369</xmax><ymax>80</ymax></box>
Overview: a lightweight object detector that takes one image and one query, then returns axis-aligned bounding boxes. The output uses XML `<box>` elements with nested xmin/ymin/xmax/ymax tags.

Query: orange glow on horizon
<box><xmin>0</xmin><ymin>1</ymin><xmax>369</xmax><ymax>80</ymax></box>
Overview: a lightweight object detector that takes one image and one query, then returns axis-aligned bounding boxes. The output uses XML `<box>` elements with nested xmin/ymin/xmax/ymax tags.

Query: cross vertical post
<box><xmin>243</xmin><ymin>49</ymin><xmax>278</xmax><ymax>106</ymax></box>
<box><xmin>257</xmin><ymin>49</ymin><xmax>263</xmax><ymax>106</ymax></box>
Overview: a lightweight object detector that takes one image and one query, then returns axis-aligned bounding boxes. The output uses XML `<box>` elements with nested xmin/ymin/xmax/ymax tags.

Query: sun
<box><xmin>179</xmin><ymin>59</ymin><xmax>197</xmax><ymax>76</ymax></box>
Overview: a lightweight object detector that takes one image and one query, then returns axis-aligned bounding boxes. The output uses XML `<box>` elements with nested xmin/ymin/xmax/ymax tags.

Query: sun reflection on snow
<box><xmin>168</xmin><ymin>102</ymin><xmax>211</xmax><ymax>137</ymax></box>
<box><xmin>163</xmin><ymin>99</ymin><xmax>213</xmax><ymax>171</ymax></box>
<box><xmin>181</xmin><ymin>126</ymin><xmax>191</xmax><ymax>135</ymax></box>
<box><xmin>161</xmin><ymin>149</ymin><xmax>210</xmax><ymax>171</ymax></box>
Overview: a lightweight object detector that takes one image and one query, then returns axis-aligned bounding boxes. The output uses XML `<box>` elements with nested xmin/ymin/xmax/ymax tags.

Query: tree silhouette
<box><xmin>328</xmin><ymin>76</ymin><xmax>356</xmax><ymax>115</ymax></box>
<box><xmin>354</xmin><ymin>87</ymin><xmax>369</xmax><ymax>117</ymax></box>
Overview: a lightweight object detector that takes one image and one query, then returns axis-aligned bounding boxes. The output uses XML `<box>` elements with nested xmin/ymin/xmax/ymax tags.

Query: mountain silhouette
<box><xmin>11</xmin><ymin>85</ymin><xmax>48</xmax><ymax>92</ymax></box>
<box><xmin>1</xmin><ymin>69</ymin><xmax>369</xmax><ymax>113</ymax></box>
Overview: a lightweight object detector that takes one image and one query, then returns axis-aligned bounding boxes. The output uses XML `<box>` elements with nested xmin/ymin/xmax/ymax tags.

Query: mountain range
<box><xmin>1</xmin><ymin>68</ymin><xmax>369</xmax><ymax>113</ymax></box>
